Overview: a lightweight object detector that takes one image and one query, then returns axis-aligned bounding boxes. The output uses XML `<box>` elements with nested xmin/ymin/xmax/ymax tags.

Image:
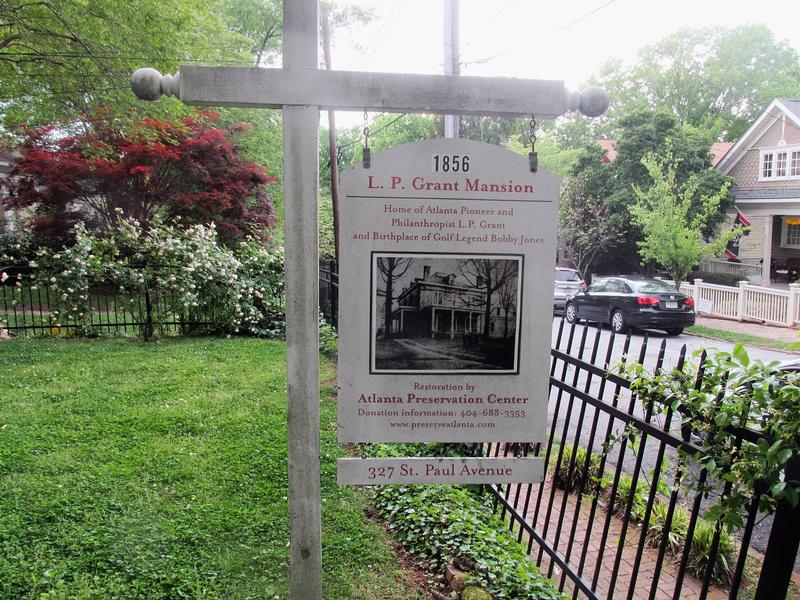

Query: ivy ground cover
<box><xmin>0</xmin><ymin>338</ymin><xmax>424</xmax><ymax>600</ymax></box>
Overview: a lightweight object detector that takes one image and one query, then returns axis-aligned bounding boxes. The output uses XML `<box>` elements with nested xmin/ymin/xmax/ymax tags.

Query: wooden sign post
<box><xmin>131</xmin><ymin>1</ymin><xmax>607</xmax><ymax>596</ymax></box>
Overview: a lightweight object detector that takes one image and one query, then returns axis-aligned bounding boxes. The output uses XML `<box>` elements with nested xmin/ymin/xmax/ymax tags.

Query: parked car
<box><xmin>553</xmin><ymin>267</ymin><xmax>585</xmax><ymax>312</ymax></box>
<box><xmin>564</xmin><ymin>276</ymin><xmax>695</xmax><ymax>335</ymax></box>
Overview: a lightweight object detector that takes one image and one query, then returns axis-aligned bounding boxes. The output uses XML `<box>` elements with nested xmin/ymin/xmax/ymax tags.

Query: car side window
<box><xmin>586</xmin><ymin>281</ymin><xmax>606</xmax><ymax>293</ymax></box>
<box><xmin>606</xmin><ymin>280</ymin><xmax>628</xmax><ymax>293</ymax></box>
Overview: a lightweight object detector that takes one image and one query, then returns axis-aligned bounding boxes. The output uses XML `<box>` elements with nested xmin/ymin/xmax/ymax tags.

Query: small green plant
<box><xmin>372</xmin><ymin>485</ymin><xmax>560</xmax><ymax>600</ymax></box>
<box><xmin>613</xmin><ymin>473</ymin><xmax>649</xmax><ymax>521</ymax></box>
<box><xmin>688</xmin><ymin>519</ymin><xmax>736</xmax><ymax>586</ymax></box>
<box><xmin>552</xmin><ymin>444</ymin><xmax>603</xmax><ymax>494</ymax></box>
<box><xmin>319</xmin><ymin>314</ymin><xmax>338</xmax><ymax>357</ymax></box>
<box><xmin>646</xmin><ymin>502</ymin><xmax>690</xmax><ymax>553</ymax></box>
<box><xmin>625</xmin><ymin>344</ymin><xmax>800</xmax><ymax>527</ymax></box>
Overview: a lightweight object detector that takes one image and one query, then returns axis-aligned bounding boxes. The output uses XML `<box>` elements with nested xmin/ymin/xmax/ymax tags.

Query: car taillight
<box><xmin>684</xmin><ymin>297</ymin><xmax>695</xmax><ymax>308</ymax></box>
<box><xmin>637</xmin><ymin>296</ymin><xmax>660</xmax><ymax>306</ymax></box>
<box><xmin>579</xmin><ymin>280</ymin><xmax>587</xmax><ymax>289</ymax></box>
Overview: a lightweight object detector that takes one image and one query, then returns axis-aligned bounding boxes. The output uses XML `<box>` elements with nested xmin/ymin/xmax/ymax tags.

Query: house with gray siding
<box><xmin>714</xmin><ymin>98</ymin><xmax>800</xmax><ymax>285</ymax></box>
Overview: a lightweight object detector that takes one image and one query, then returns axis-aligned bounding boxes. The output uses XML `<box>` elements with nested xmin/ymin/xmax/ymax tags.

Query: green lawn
<box><xmin>686</xmin><ymin>325</ymin><xmax>800</xmax><ymax>352</ymax></box>
<box><xmin>0</xmin><ymin>337</ymin><xmax>424</xmax><ymax>600</ymax></box>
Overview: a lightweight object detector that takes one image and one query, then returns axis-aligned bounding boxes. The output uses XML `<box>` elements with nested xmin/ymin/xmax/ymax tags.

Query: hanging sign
<box><xmin>336</xmin><ymin>139</ymin><xmax>558</xmax><ymax>483</ymax></box>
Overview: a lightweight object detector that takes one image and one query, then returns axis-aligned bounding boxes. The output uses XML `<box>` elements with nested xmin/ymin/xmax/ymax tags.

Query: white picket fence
<box><xmin>678</xmin><ymin>279</ymin><xmax>800</xmax><ymax>327</ymax></box>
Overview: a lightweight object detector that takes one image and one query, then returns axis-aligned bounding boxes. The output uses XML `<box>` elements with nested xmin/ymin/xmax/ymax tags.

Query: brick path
<box><xmin>501</xmin><ymin>480</ymin><xmax>728</xmax><ymax>600</ymax></box>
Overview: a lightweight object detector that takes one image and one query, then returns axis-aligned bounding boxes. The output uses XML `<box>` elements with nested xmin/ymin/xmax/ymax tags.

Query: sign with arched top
<box><xmin>337</xmin><ymin>140</ymin><xmax>558</xmax><ymax>479</ymax></box>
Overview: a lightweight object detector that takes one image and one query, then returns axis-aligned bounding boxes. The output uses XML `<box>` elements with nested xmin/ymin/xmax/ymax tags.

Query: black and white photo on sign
<box><xmin>371</xmin><ymin>253</ymin><xmax>522</xmax><ymax>373</ymax></box>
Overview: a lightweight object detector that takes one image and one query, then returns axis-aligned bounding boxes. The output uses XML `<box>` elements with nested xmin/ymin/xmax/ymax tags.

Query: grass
<box><xmin>0</xmin><ymin>337</ymin><xmax>425</xmax><ymax>600</ymax></box>
<box><xmin>686</xmin><ymin>325</ymin><xmax>800</xmax><ymax>352</ymax></box>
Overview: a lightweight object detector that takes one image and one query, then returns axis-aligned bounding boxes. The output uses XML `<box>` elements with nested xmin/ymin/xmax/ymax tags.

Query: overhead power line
<box><xmin>461</xmin><ymin>0</ymin><xmax>618</xmax><ymax>68</ymax></box>
<box><xmin>0</xmin><ymin>51</ymin><xmax>249</xmax><ymax>65</ymax></box>
<box><xmin>552</xmin><ymin>0</ymin><xmax>617</xmax><ymax>34</ymax></box>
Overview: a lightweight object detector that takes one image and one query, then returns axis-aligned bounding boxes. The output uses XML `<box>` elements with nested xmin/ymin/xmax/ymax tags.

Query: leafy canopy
<box><xmin>0</xmin><ymin>0</ymin><xmax>252</xmax><ymax>130</ymax></box>
<box><xmin>555</xmin><ymin>24</ymin><xmax>800</xmax><ymax>145</ymax></box>
<box><xmin>559</xmin><ymin>107</ymin><xmax>735</xmax><ymax>276</ymax></box>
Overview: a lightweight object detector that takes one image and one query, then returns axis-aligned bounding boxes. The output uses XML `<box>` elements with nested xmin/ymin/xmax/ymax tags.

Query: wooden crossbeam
<box><xmin>132</xmin><ymin>66</ymin><xmax>608</xmax><ymax>118</ymax></box>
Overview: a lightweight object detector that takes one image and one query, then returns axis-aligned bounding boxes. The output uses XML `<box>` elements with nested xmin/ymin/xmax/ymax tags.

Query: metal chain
<box><xmin>363</xmin><ymin>110</ymin><xmax>370</xmax><ymax>150</ymax></box>
<box><xmin>529</xmin><ymin>115</ymin><xmax>537</xmax><ymax>152</ymax></box>
<box><xmin>528</xmin><ymin>114</ymin><xmax>538</xmax><ymax>173</ymax></box>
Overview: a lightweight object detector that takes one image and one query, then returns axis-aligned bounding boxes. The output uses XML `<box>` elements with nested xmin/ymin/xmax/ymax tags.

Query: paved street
<box><xmin>551</xmin><ymin>316</ymin><xmax>797</xmax><ymax>369</ymax></box>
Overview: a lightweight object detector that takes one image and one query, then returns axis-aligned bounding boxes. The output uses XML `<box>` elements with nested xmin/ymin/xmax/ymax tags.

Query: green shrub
<box><xmin>688</xmin><ymin>271</ymin><xmax>747</xmax><ymax>287</ymax></box>
<box><xmin>5</xmin><ymin>219</ymin><xmax>286</xmax><ymax>339</ymax></box>
<box><xmin>319</xmin><ymin>314</ymin><xmax>338</xmax><ymax>357</ymax></box>
<box><xmin>613</xmin><ymin>473</ymin><xmax>649</xmax><ymax>521</ymax></box>
<box><xmin>688</xmin><ymin>519</ymin><xmax>736</xmax><ymax>586</ymax></box>
<box><xmin>372</xmin><ymin>485</ymin><xmax>560</xmax><ymax>600</ymax></box>
<box><xmin>552</xmin><ymin>444</ymin><xmax>604</xmax><ymax>494</ymax></box>
<box><xmin>646</xmin><ymin>502</ymin><xmax>689</xmax><ymax>553</ymax></box>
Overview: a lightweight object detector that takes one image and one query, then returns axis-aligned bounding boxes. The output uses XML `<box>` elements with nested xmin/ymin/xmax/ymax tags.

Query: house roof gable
<box><xmin>715</xmin><ymin>98</ymin><xmax>800</xmax><ymax>175</ymax></box>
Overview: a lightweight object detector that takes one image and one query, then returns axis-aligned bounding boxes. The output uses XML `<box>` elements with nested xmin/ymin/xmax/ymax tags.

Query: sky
<box><xmin>325</xmin><ymin>0</ymin><xmax>800</xmax><ymax>127</ymax></box>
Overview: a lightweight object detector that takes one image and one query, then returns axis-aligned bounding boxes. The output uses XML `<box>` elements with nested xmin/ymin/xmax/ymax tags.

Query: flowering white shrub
<box><xmin>8</xmin><ymin>217</ymin><xmax>285</xmax><ymax>338</ymax></box>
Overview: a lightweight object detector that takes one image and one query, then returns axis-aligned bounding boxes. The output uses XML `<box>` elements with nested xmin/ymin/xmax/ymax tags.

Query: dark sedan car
<box><xmin>564</xmin><ymin>276</ymin><xmax>695</xmax><ymax>335</ymax></box>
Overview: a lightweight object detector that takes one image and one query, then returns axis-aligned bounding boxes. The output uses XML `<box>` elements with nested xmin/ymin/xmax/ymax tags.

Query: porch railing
<box><xmin>700</xmin><ymin>258</ymin><xmax>764</xmax><ymax>281</ymax></box>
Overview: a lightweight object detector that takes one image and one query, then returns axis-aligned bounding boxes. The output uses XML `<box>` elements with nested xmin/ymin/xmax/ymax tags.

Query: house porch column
<box><xmin>763</xmin><ymin>215</ymin><xmax>773</xmax><ymax>286</ymax></box>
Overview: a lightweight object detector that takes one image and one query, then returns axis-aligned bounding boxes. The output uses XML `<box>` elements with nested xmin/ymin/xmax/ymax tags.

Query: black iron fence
<box><xmin>0</xmin><ymin>280</ymin><xmax>206</xmax><ymax>336</ymax></box>
<box><xmin>483</xmin><ymin>319</ymin><xmax>798</xmax><ymax>600</ymax></box>
<box><xmin>320</xmin><ymin>258</ymin><xmax>338</xmax><ymax>329</ymax></box>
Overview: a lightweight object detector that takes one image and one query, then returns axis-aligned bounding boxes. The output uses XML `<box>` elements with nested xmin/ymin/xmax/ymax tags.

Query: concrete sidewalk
<box><xmin>691</xmin><ymin>315</ymin><xmax>800</xmax><ymax>347</ymax></box>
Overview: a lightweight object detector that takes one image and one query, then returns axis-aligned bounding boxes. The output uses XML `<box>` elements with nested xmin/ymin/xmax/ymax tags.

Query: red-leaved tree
<box><xmin>3</xmin><ymin>112</ymin><xmax>277</xmax><ymax>245</ymax></box>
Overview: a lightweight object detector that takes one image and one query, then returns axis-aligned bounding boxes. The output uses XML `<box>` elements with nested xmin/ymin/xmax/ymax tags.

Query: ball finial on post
<box><xmin>579</xmin><ymin>86</ymin><xmax>609</xmax><ymax>118</ymax></box>
<box><xmin>131</xmin><ymin>68</ymin><xmax>164</xmax><ymax>101</ymax></box>
<box><xmin>131</xmin><ymin>68</ymin><xmax>180</xmax><ymax>101</ymax></box>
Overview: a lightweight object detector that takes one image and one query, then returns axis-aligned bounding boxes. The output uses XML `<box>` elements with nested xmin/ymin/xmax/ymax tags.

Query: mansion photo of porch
<box><xmin>389</xmin><ymin>271</ymin><xmax>516</xmax><ymax>340</ymax></box>
<box><xmin>372</xmin><ymin>254</ymin><xmax>521</xmax><ymax>372</ymax></box>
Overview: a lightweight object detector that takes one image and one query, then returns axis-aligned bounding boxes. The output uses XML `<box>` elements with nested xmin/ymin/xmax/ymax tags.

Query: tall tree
<box><xmin>559</xmin><ymin>173</ymin><xmax>623</xmax><ymax>279</ymax></box>
<box><xmin>631</xmin><ymin>153</ymin><xmax>741</xmax><ymax>288</ymax></box>
<box><xmin>559</xmin><ymin>107</ymin><xmax>736</xmax><ymax>275</ymax></box>
<box><xmin>554</xmin><ymin>24</ymin><xmax>800</xmax><ymax>145</ymax></box>
<box><xmin>495</xmin><ymin>278</ymin><xmax>517</xmax><ymax>338</ymax></box>
<box><xmin>4</xmin><ymin>112</ymin><xmax>277</xmax><ymax>245</ymax></box>
<box><xmin>376</xmin><ymin>256</ymin><xmax>412</xmax><ymax>338</ymax></box>
<box><xmin>457</xmin><ymin>259</ymin><xmax>517</xmax><ymax>339</ymax></box>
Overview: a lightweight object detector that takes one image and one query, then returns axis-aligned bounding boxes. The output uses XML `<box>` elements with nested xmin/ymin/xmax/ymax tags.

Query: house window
<box><xmin>776</xmin><ymin>152</ymin><xmax>787</xmax><ymax>177</ymax></box>
<box><xmin>762</xmin><ymin>152</ymin><xmax>773</xmax><ymax>178</ymax></box>
<box><xmin>782</xmin><ymin>220</ymin><xmax>800</xmax><ymax>249</ymax></box>
<box><xmin>761</xmin><ymin>146</ymin><xmax>800</xmax><ymax>180</ymax></box>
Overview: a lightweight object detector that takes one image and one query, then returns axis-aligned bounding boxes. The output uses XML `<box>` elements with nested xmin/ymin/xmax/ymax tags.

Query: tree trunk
<box><xmin>384</xmin><ymin>277</ymin><xmax>393</xmax><ymax>338</ymax></box>
<box><xmin>483</xmin><ymin>290</ymin><xmax>492</xmax><ymax>338</ymax></box>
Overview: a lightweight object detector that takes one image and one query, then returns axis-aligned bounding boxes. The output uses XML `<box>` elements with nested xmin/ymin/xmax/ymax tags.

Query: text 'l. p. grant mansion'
<box><xmin>383</xmin><ymin>265</ymin><xmax>516</xmax><ymax>340</ymax></box>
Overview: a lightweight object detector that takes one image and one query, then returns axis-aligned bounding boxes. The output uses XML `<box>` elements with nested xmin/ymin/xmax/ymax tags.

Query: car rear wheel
<box><xmin>666</xmin><ymin>328</ymin><xmax>684</xmax><ymax>336</ymax></box>
<box><xmin>611</xmin><ymin>309</ymin><xmax>627</xmax><ymax>334</ymax></box>
<box><xmin>565</xmin><ymin>303</ymin><xmax>579</xmax><ymax>324</ymax></box>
